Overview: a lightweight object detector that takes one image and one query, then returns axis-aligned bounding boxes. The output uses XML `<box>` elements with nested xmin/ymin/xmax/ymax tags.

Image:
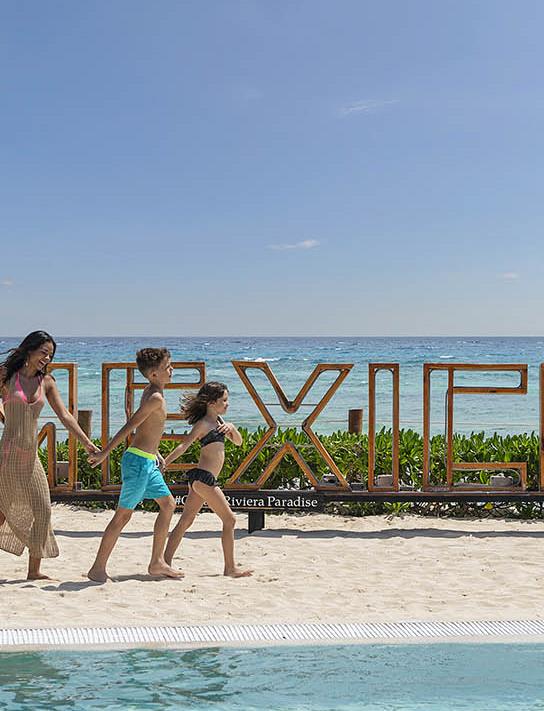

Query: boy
<box><xmin>87</xmin><ymin>348</ymin><xmax>182</xmax><ymax>582</ymax></box>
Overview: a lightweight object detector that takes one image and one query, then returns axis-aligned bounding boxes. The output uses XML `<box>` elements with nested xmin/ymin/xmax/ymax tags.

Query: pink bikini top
<box><xmin>4</xmin><ymin>372</ymin><xmax>45</xmax><ymax>406</ymax></box>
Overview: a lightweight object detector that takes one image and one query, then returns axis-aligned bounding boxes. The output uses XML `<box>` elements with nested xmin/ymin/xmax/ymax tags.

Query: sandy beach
<box><xmin>1</xmin><ymin>505</ymin><xmax>544</xmax><ymax>630</ymax></box>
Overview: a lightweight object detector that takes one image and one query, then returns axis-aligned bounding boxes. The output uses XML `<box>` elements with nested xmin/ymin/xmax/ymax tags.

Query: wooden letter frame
<box><xmin>225</xmin><ymin>361</ymin><xmax>353</xmax><ymax>490</ymax></box>
<box><xmin>423</xmin><ymin>363</ymin><xmax>528</xmax><ymax>491</ymax></box>
<box><xmin>39</xmin><ymin>363</ymin><xmax>78</xmax><ymax>491</ymax></box>
<box><xmin>540</xmin><ymin>364</ymin><xmax>544</xmax><ymax>490</ymax></box>
<box><xmin>368</xmin><ymin>363</ymin><xmax>400</xmax><ymax>491</ymax></box>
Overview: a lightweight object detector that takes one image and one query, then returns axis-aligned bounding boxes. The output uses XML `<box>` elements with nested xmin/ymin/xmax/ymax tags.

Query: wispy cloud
<box><xmin>1</xmin><ymin>279</ymin><xmax>13</xmax><ymax>288</ymax></box>
<box><xmin>338</xmin><ymin>99</ymin><xmax>399</xmax><ymax>117</ymax></box>
<box><xmin>498</xmin><ymin>272</ymin><xmax>519</xmax><ymax>281</ymax></box>
<box><xmin>268</xmin><ymin>239</ymin><xmax>320</xmax><ymax>251</ymax></box>
<box><xmin>229</xmin><ymin>83</ymin><xmax>263</xmax><ymax>105</ymax></box>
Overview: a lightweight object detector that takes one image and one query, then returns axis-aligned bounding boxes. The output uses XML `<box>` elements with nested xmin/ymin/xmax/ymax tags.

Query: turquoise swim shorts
<box><xmin>118</xmin><ymin>447</ymin><xmax>171</xmax><ymax>509</ymax></box>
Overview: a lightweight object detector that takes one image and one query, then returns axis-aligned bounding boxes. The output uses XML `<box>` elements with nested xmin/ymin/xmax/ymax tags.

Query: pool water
<box><xmin>1</xmin><ymin>642</ymin><xmax>544</xmax><ymax>710</ymax></box>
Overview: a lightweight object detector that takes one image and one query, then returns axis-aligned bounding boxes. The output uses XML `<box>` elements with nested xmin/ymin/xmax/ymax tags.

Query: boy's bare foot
<box><xmin>224</xmin><ymin>567</ymin><xmax>253</xmax><ymax>578</ymax></box>
<box><xmin>87</xmin><ymin>566</ymin><xmax>109</xmax><ymax>583</ymax></box>
<box><xmin>27</xmin><ymin>572</ymin><xmax>54</xmax><ymax>581</ymax></box>
<box><xmin>148</xmin><ymin>562</ymin><xmax>184</xmax><ymax>579</ymax></box>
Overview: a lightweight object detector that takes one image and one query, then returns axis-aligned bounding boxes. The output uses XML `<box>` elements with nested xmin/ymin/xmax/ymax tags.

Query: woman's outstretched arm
<box><xmin>44</xmin><ymin>375</ymin><xmax>98</xmax><ymax>453</ymax></box>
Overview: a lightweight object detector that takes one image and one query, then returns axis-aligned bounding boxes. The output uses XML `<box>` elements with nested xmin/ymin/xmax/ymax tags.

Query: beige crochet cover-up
<box><xmin>0</xmin><ymin>373</ymin><xmax>59</xmax><ymax>558</ymax></box>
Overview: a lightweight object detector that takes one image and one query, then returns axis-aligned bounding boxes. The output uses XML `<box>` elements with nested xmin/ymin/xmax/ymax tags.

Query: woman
<box><xmin>0</xmin><ymin>331</ymin><xmax>98</xmax><ymax>579</ymax></box>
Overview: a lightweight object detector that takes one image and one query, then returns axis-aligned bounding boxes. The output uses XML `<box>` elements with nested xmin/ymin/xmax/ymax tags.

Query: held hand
<box><xmin>85</xmin><ymin>441</ymin><xmax>100</xmax><ymax>455</ymax></box>
<box><xmin>88</xmin><ymin>451</ymin><xmax>105</xmax><ymax>468</ymax></box>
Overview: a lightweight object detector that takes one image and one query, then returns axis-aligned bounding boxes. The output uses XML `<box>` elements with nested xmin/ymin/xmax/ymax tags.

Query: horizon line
<box><xmin>2</xmin><ymin>334</ymin><xmax>544</xmax><ymax>340</ymax></box>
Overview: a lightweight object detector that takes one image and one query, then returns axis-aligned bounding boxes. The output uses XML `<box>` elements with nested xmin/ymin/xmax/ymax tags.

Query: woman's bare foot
<box><xmin>224</xmin><ymin>567</ymin><xmax>253</xmax><ymax>578</ymax></box>
<box><xmin>27</xmin><ymin>556</ymin><xmax>52</xmax><ymax>581</ymax></box>
<box><xmin>87</xmin><ymin>566</ymin><xmax>109</xmax><ymax>583</ymax></box>
<box><xmin>148</xmin><ymin>562</ymin><xmax>184</xmax><ymax>579</ymax></box>
<box><xmin>27</xmin><ymin>572</ymin><xmax>54</xmax><ymax>581</ymax></box>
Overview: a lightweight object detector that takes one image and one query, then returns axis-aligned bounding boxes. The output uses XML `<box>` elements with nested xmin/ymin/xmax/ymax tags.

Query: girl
<box><xmin>163</xmin><ymin>381</ymin><xmax>252</xmax><ymax>578</ymax></box>
<box><xmin>0</xmin><ymin>331</ymin><xmax>98</xmax><ymax>579</ymax></box>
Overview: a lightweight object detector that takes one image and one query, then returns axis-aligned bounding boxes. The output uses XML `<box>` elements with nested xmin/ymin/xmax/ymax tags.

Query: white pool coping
<box><xmin>3</xmin><ymin>619</ymin><xmax>544</xmax><ymax>651</ymax></box>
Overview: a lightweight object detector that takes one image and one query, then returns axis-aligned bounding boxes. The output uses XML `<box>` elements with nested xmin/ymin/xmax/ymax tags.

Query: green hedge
<box><xmin>39</xmin><ymin>427</ymin><xmax>541</xmax><ymax>490</ymax></box>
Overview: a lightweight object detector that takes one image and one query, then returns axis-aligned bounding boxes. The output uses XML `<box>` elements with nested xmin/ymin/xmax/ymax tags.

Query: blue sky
<box><xmin>1</xmin><ymin>1</ymin><xmax>543</xmax><ymax>336</ymax></box>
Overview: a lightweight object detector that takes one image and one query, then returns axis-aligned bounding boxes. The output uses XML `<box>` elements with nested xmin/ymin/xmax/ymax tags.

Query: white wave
<box><xmin>243</xmin><ymin>356</ymin><xmax>281</xmax><ymax>363</ymax></box>
<box><xmin>440</xmin><ymin>355</ymin><xmax>454</xmax><ymax>359</ymax></box>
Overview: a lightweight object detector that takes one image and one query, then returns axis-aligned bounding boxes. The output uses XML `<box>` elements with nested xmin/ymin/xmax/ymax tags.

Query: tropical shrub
<box><xmin>39</xmin><ymin>428</ymin><xmax>542</xmax><ymax>516</ymax></box>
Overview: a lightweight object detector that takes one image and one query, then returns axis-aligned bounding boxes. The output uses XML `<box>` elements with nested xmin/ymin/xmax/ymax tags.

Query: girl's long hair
<box><xmin>180</xmin><ymin>381</ymin><xmax>227</xmax><ymax>424</ymax></box>
<box><xmin>0</xmin><ymin>331</ymin><xmax>57</xmax><ymax>387</ymax></box>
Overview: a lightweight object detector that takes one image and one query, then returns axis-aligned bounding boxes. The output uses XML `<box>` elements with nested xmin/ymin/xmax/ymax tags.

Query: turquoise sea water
<box><xmin>1</xmin><ymin>642</ymin><xmax>544</xmax><ymax>710</ymax></box>
<box><xmin>0</xmin><ymin>336</ymin><xmax>542</xmax><ymax>436</ymax></box>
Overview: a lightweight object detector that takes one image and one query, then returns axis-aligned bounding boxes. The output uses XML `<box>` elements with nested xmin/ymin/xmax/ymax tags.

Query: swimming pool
<box><xmin>1</xmin><ymin>642</ymin><xmax>543</xmax><ymax>710</ymax></box>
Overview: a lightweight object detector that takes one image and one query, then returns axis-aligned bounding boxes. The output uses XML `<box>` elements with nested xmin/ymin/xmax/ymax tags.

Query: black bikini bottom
<box><xmin>187</xmin><ymin>467</ymin><xmax>219</xmax><ymax>488</ymax></box>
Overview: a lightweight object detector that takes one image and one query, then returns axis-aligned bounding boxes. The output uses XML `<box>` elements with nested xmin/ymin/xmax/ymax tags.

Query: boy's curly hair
<box><xmin>135</xmin><ymin>347</ymin><xmax>170</xmax><ymax>377</ymax></box>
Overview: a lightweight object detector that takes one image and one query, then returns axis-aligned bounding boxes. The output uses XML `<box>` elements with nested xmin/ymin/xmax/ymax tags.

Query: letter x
<box><xmin>225</xmin><ymin>361</ymin><xmax>353</xmax><ymax>490</ymax></box>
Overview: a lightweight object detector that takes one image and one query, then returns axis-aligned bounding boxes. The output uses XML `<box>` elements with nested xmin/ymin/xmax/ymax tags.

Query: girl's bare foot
<box><xmin>224</xmin><ymin>567</ymin><xmax>253</xmax><ymax>578</ymax></box>
<box><xmin>148</xmin><ymin>562</ymin><xmax>184</xmax><ymax>579</ymax></box>
<box><xmin>87</xmin><ymin>566</ymin><xmax>109</xmax><ymax>583</ymax></box>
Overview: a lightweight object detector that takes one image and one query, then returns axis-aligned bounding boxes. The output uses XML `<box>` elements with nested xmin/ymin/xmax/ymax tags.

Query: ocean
<box><xmin>0</xmin><ymin>336</ymin><xmax>542</xmax><ymax>437</ymax></box>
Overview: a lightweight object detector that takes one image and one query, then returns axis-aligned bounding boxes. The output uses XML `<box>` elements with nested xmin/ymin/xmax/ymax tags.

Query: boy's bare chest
<box><xmin>139</xmin><ymin>394</ymin><xmax>167</xmax><ymax>430</ymax></box>
<box><xmin>147</xmin><ymin>405</ymin><xmax>167</xmax><ymax>427</ymax></box>
<box><xmin>133</xmin><ymin>399</ymin><xmax>167</xmax><ymax>449</ymax></box>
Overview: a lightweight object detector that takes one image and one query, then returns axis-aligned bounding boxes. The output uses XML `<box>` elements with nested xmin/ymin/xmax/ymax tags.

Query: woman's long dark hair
<box><xmin>0</xmin><ymin>331</ymin><xmax>56</xmax><ymax>387</ymax></box>
<box><xmin>180</xmin><ymin>381</ymin><xmax>227</xmax><ymax>424</ymax></box>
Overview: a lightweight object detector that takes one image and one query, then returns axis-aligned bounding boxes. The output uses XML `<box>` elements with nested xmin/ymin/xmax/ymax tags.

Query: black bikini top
<box><xmin>199</xmin><ymin>420</ymin><xmax>225</xmax><ymax>447</ymax></box>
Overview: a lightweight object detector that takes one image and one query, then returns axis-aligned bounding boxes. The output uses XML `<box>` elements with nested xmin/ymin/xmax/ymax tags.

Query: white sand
<box><xmin>1</xmin><ymin>505</ymin><xmax>544</xmax><ymax>630</ymax></box>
